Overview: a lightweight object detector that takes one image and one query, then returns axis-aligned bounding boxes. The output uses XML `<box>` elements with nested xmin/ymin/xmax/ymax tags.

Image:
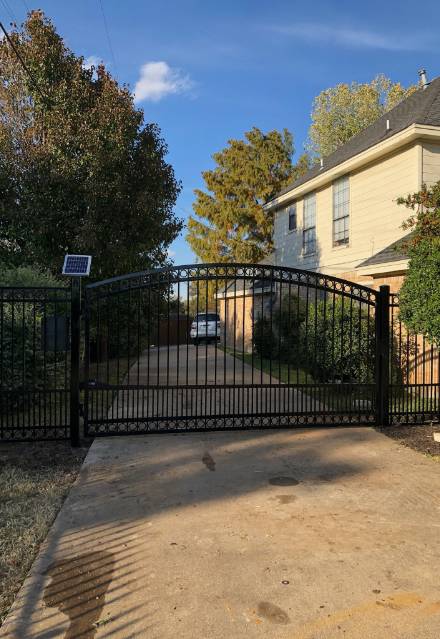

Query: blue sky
<box><xmin>4</xmin><ymin>0</ymin><xmax>440</xmax><ymax>267</ymax></box>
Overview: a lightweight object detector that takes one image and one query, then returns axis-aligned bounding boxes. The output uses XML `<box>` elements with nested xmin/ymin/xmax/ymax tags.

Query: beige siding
<box><xmin>275</xmin><ymin>198</ymin><xmax>304</xmax><ymax>270</ymax></box>
<box><xmin>275</xmin><ymin>143</ymin><xmax>419</xmax><ymax>275</ymax></box>
<box><xmin>422</xmin><ymin>143</ymin><xmax>440</xmax><ymax>186</ymax></box>
<box><xmin>218</xmin><ymin>293</ymin><xmax>270</xmax><ymax>352</ymax></box>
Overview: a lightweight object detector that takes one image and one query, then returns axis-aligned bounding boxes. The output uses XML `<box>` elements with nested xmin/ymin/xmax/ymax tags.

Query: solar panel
<box><xmin>62</xmin><ymin>255</ymin><xmax>92</xmax><ymax>276</ymax></box>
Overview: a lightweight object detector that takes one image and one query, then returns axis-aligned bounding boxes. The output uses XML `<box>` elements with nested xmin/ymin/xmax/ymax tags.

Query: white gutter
<box><xmin>264</xmin><ymin>124</ymin><xmax>440</xmax><ymax>211</ymax></box>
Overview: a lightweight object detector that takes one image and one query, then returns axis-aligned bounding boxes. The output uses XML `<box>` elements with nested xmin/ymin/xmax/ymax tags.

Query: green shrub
<box><xmin>298</xmin><ymin>297</ymin><xmax>375</xmax><ymax>383</ymax></box>
<box><xmin>0</xmin><ymin>267</ymin><xmax>65</xmax><ymax>410</ymax></box>
<box><xmin>252</xmin><ymin>316</ymin><xmax>276</xmax><ymax>359</ymax></box>
<box><xmin>398</xmin><ymin>238</ymin><xmax>440</xmax><ymax>344</ymax></box>
<box><xmin>272</xmin><ymin>292</ymin><xmax>307</xmax><ymax>365</ymax></box>
<box><xmin>0</xmin><ymin>266</ymin><xmax>60</xmax><ymax>288</ymax></box>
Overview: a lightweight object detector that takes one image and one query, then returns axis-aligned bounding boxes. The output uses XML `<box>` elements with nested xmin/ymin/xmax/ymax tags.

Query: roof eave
<box><xmin>355</xmin><ymin>258</ymin><xmax>409</xmax><ymax>277</ymax></box>
<box><xmin>264</xmin><ymin>124</ymin><xmax>440</xmax><ymax>212</ymax></box>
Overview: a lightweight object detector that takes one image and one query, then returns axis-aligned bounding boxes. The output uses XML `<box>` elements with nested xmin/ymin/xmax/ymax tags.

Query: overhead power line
<box><xmin>98</xmin><ymin>0</ymin><xmax>118</xmax><ymax>78</ymax></box>
<box><xmin>1</xmin><ymin>0</ymin><xmax>18</xmax><ymax>24</ymax></box>
<box><xmin>22</xmin><ymin>0</ymin><xmax>29</xmax><ymax>11</ymax></box>
<box><xmin>0</xmin><ymin>19</ymin><xmax>47</xmax><ymax>104</ymax></box>
<box><xmin>175</xmin><ymin>204</ymin><xmax>192</xmax><ymax>216</ymax></box>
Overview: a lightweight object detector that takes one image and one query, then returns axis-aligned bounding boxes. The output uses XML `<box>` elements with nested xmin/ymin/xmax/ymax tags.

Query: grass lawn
<box><xmin>0</xmin><ymin>441</ymin><xmax>89</xmax><ymax>626</ymax></box>
<box><xmin>219</xmin><ymin>346</ymin><xmax>312</xmax><ymax>385</ymax></box>
<box><xmin>219</xmin><ymin>346</ymin><xmax>374</xmax><ymax>412</ymax></box>
<box><xmin>0</xmin><ymin>355</ymin><xmax>140</xmax><ymax>625</ymax></box>
<box><xmin>221</xmin><ymin>347</ymin><xmax>438</xmax><ymax>427</ymax></box>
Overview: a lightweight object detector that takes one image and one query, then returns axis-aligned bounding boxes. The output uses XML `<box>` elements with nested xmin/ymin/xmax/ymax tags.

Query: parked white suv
<box><xmin>190</xmin><ymin>313</ymin><xmax>221</xmax><ymax>345</ymax></box>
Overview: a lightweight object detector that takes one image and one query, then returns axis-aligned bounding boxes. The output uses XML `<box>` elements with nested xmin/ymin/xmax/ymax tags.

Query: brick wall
<box><xmin>218</xmin><ymin>293</ymin><xmax>272</xmax><ymax>352</ymax></box>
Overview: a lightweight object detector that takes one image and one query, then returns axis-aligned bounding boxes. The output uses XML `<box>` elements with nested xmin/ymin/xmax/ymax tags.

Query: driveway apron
<box><xmin>2</xmin><ymin>428</ymin><xmax>440</xmax><ymax>638</ymax></box>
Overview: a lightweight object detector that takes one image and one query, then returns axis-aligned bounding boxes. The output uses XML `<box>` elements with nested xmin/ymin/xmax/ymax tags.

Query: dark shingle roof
<box><xmin>220</xmin><ymin>278</ymin><xmax>273</xmax><ymax>295</ymax></box>
<box><xmin>257</xmin><ymin>252</ymin><xmax>275</xmax><ymax>266</ymax></box>
<box><xmin>268</xmin><ymin>77</ymin><xmax>440</xmax><ymax>204</ymax></box>
<box><xmin>356</xmin><ymin>233</ymin><xmax>412</xmax><ymax>269</ymax></box>
<box><xmin>217</xmin><ymin>254</ymin><xmax>276</xmax><ymax>295</ymax></box>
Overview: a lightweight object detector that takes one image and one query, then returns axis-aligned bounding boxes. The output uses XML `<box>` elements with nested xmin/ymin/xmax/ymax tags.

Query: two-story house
<box><xmin>218</xmin><ymin>72</ymin><xmax>440</xmax><ymax>353</ymax></box>
<box><xmin>264</xmin><ymin>72</ymin><xmax>440</xmax><ymax>293</ymax></box>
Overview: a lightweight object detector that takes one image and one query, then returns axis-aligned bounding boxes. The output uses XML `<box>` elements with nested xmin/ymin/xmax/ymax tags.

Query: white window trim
<box><xmin>332</xmin><ymin>175</ymin><xmax>350</xmax><ymax>248</ymax></box>
<box><xmin>303</xmin><ymin>191</ymin><xmax>317</xmax><ymax>255</ymax></box>
<box><xmin>285</xmin><ymin>202</ymin><xmax>297</xmax><ymax>233</ymax></box>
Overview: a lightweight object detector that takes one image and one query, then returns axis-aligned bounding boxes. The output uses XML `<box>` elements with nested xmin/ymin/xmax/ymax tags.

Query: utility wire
<box><xmin>0</xmin><ymin>19</ymin><xmax>47</xmax><ymax>104</ymax></box>
<box><xmin>22</xmin><ymin>0</ymin><xmax>29</xmax><ymax>11</ymax></box>
<box><xmin>1</xmin><ymin>0</ymin><xmax>17</xmax><ymax>24</ymax></box>
<box><xmin>3</xmin><ymin>0</ymin><xmax>18</xmax><ymax>23</ymax></box>
<box><xmin>175</xmin><ymin>204</ymin><xmax>192</xmax><ymax>217</ymax></box>
<box><xmin>98</xmin><ymin>0</ymin><xmax>118</xmax><ymax>78</ymax></box>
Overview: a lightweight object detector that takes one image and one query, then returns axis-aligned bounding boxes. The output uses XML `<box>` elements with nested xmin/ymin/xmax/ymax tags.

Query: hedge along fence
<box><xmin>0</xmin><ymin>267</ymin><xmax>69</xmax><ymax>411</ymax></box>
<box><xmin>252</xmin><ymin>292</ymin><xmax>307</xmax><ymax>362</ymax></box>
<box><xmin>252</xmin><ymin>292</ymin><xmax>377</xmax><ymax>385</ymax></box>
<box><xmin>298</xmin><ymin>297</ymin><xmax>376</xmax><ymax>384</ymax></box>
<box><xmin>273</xmin><ymin>292</ymin><xmax>307</xmax><ymax>365</ymax></box>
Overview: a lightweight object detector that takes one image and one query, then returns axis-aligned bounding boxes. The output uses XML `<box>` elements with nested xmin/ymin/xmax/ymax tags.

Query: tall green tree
<box><xmin>396</xmin><ymin>182</ymin><xmax>440</xmax><ymax>343</ymax></box>
<box><xmin>0</xmin><ymin>11</ymin><xmax>182</xmax><ymax>280</ymax></box>
<box><xmin>186</xmin><ymin>127</ymin><xmax>309</xmax><ymax>263</ymax></box>
<box><xmin>307</xmin><ymin>74</ymin><xmax>419</xmax><ymax>160</ymax></box>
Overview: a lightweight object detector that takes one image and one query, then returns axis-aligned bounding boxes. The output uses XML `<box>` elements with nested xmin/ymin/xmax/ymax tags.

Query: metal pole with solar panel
<box><xmin>62</xmin><ymin>255</ymin><xmax>92</xmax><ymax>447</ymax></box>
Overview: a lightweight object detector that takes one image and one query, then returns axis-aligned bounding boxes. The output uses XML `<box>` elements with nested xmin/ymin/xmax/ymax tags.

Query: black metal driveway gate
<box><xmin>83</xmin><ymin>264</ymin><xmax>394</xmax><ymax>436</ymax></box>
<box><xmin>1</xmin><ymin>264</ymin><xmax>438</xmax><ymax>443</ymax></box>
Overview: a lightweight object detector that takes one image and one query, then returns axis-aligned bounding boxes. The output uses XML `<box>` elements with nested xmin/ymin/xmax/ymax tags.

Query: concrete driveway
<box><xmin>110</xmin><ymin>344</ymin><xmax>323</xmax><ymax>423</ymax></box>
<box><xmin>2</xmin><ymin>428</ymin><xmax>440</xmax><ymax>638</ymax></box>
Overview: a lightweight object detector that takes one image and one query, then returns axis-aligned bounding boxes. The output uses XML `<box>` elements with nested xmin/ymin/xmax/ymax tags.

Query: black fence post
<box><xmin>375</xmin><ymin>284</ymin><xmax>390</xmax><ymax>427</ymax></box>
<box><xmin>70</xmin><ymin>276</ymin><xmax>81</xmax><ymax>447</ymax></box>
<box><xmin>83</xmin><ymin>286</ymin><xmax>90</xmax><ymax>438</ymax></box>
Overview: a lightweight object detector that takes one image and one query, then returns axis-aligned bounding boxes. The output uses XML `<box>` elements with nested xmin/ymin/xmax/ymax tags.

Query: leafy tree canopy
<box><xmin>186</xmin><ymin>127</ymin><xmax>310</xmax><ymax>263</ymax></box>
<box><xmin>0</xmin><ymin>11</ymin><xmax>182</xmax><ymax>281</ymax></box>
<box><xmin>307</xmin><ymin>74</ymin><xmax>419</xmax><ymax>160</ymax></box>
<box><xmin>396</xmin><ymin>181</ymin><xmax>440</xmax><ymax>343</ymax></box>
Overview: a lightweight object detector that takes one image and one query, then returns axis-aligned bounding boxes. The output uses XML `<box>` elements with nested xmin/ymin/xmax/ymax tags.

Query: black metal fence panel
<box><xmin>0</xmin><ymin>285</ymin><xmax>72</xmax><ymax>441</ymax></box>
<box><xmin>83</xmin><ymin>264</ymin><xmax>379</xmax><ymax>435</ymax></box>
<box><xmin>2</xmin><ymin>266</ymin><xmax>438</xmax><ymax>442</ymax></box>
<box><xmin>390</xmin><ymin>293</ymin><xmax>439</xmax><ymax>424</ymax></box>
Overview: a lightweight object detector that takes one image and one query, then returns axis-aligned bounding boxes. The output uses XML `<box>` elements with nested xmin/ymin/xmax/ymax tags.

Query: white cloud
<box><xmin>166</xmin><ymin>249</ymin><xmax>176</xmax><ymax>258</ymax></box>
<box><xmin>133</xmin><ymin>61</ymin><xmax>195</xmax><ymax>103</ymax></box>
<box><xmin>82</xmin><ymin>55</ymin><xmax>102</xmax><ymax>70</ymax></box>
<box><xmin>270</xmin><ymin>23</ymin><xmax>423</xmax><ymax>51</ymax></box>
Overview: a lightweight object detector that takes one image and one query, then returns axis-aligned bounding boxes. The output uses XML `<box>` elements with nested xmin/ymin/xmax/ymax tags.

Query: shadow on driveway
<box><xmin>2</xmin><ymin>427</ymin><xmax>440</xmax><ymax>638</ymax></box>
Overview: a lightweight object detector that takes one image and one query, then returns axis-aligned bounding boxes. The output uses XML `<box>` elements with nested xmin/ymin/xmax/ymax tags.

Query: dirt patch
<box><xmin>43</xmin><ymin>550</ymin><xmax>115</xmax><ymax>638</ymax></box>
<box><xmin>0</xmin><ymin>441</ymin><xmax>89</xmax><ymax>626</ymax></box>
<box><xmin>257</xmin><ymin>601</ymin><xmax>290</xmax><ymax>624</ymax></box>
<box><xmin>376</xmin><ymin>423</ymin><xmax>440</xmax><ymax>459</ymax></box>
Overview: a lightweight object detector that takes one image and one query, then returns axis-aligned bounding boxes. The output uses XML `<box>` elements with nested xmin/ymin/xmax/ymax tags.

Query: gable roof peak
<box><xmin>268</xmin><ymin>75</ymin><xmax>440</xmax><ymax>205</ymax></box>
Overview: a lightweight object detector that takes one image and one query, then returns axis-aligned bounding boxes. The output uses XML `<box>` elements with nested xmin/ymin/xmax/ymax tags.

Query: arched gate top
<box><xmin>86</xmin><ymin>262</ymin><xmax>378</xmax><ymax>305</ymax></box>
